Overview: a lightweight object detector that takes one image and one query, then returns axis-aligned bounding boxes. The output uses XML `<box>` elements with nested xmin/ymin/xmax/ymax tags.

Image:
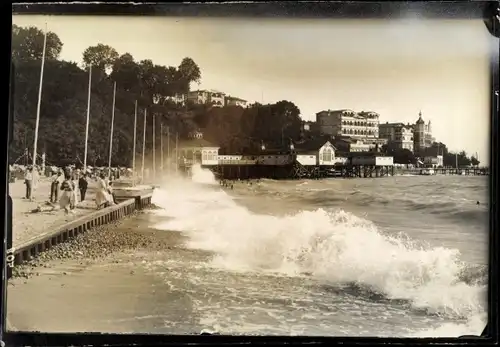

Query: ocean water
<box><xmin>133</xmin><ymin>165</ymin><xmax>488</xmax><ymax>337</ymax></box>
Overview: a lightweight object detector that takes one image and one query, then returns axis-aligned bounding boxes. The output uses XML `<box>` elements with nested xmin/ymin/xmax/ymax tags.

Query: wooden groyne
<box><xmin>6</xmin><ymin>192</ymin><xmax>153</xmax><ymax>275</ymax></box>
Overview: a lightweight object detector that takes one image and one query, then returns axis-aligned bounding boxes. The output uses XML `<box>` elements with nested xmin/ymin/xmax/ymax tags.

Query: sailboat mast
<box><xmin>160</xmin><ymin>122</ymin><xmax>164</xmax><ymax>175</ymax></box>
<box><xmin>132</xmin><ymin>100</ymin><xmax>138</xmax><ymax>183</ymax></box>
<box><xmin>32</xmin><ymin>23</ymin><xmax>48</xmax><ymax>170</ymax></box>
<box><xmin>107</xmin><ymin>82</ymin><xmax>117</xmax><ymax>178</ymax></box>
<box><xmin>152</xmin><ymin>115</ymin><xmax>156</xmax><ymax>181</ymax></box>
<box><xmin>141</xmin><ymin>109</ymin><xmax>148</xmax><ymax>182</ymax></box>
<box><xmin>141</xmin><ymin>109</ymin><xmax>147</xmax><ymax>182</ymax></box>
<box><xmin>167</xmin><ymin>127</ymin><xmax>170</xmax><ymax>174</ymax></box>
<box><xmin>83</xmin><ymin>65</ymin><xmax>92</xmax><ymax>172</ymax></box>
<box><xmin>175</xmin><ymin>132</ymin><xmax>179</xmax><ymax>175</ymax></box>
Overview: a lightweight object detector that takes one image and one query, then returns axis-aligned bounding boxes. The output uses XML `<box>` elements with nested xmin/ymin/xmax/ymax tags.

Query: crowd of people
<box><xmin>15</xmin><ymin>165</ymin><xmax>130</xmax><ymax>214</ymax></box>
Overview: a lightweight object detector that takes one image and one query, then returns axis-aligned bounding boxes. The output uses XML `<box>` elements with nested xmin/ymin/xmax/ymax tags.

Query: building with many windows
<box><xmin>187</xmin><ymin>90</ymin><xmax>226</xmax><ymax>107</ymax></box>
<box><xmin>316</xmin><ymin>109</ymin><xmax>380</xmax><ymax>139</ymax></box>
<box><xmin>379</xmin><ymin>122</ymin><xmax>414</xmax><ymax>152</ymax></box>
<box><xmin>225</xmin><ymin>96</ymin><xmax>248</xmax><ymax>108</ymax></box>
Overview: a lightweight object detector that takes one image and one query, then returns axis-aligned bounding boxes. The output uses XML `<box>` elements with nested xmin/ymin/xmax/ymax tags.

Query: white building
<box><xmin>316</xmin><ymin>109</ymin><xmax>380</xmax><ymax>139</ymax></box>
<box><xmin>379</xmin><ymin>122</ymin><xmax>414</xmax><ymax>151</ymax></box>
<box><xmin>225</xmin><ymin>96</ymin><xmax>248</xmax><ymax>108</ymax></box>
<box><xmin>178</xmin><ymin>132</ymin><xmax>220</xmax><ymax>166</ymax></box>
<box><xmin>294</xmin><ymin>138</ymin><xmax>337</xmax><ymax>166</ymax></box>
<box><xmin>424</xmin><ymin>155</ymin><xmax>443</xmax><ymax>168</ymax></box>
<box><xmin>187</xmin><ymin>90</ymin><xmax>226</xmax><ymax>107</ymax></box>
<box><xmin>351</xmin><ymin>154</ymin><xmax>394</xmax><ymax>166</ymax></box>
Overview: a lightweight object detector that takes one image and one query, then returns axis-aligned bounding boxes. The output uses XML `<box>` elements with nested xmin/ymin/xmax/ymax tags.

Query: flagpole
<box><xmin>160</xmin><ymin>122</ymin><xmax>164</xmax><ymax>175</ymax></box>
<box><xmin>175</xmin><ymin>132</ymin><xmax>179</xmax><ymax>175</ymax></box>
<box><xmin>31</xmin><ymin>23</ymin><xmax>48</xmax><ymax>198</ymax></box>
<box><xmin>132</xmin><ymin>100</ymin><xmax>138</xmax><ymax>185</ymax></box>
<box><xmin>141</xmin><ymin>109</ymin><xmax>147</xmax><ymax>183</ymax></box>
<box><xmin>83</xmin><ymin>65</ymin><xmax>92</xmax><ymax>172</ymax></box>
<box><xmin>152</xmin><ymin>114</ymin><xmax>156</xmax><ymax>181</ymax></box>
<box><xmin>107</xmin><ymin>81</ymin><xmax>117</xmax><ymax>179</ymax></box>
<box><xmin>166</xmin><ymin>126</ymin><xmax>170</xmax><ymax>174</ymax></box>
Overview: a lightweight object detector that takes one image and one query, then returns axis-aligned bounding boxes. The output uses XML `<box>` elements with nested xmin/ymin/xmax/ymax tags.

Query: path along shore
<box><xmin>10</xmin><ymin>179</ymin><xmax>100</xmax><ymax>248</ymax></box>
<box><xmin>7</xmin><ymin>209</ymin><xmax>181</xmax><ymax>333</ymax></box>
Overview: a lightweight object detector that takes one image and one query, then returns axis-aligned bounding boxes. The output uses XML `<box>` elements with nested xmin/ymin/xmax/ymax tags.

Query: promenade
<box><xmin>9</xmin><ymin>179</ymin><xmax>99</xmax><ymax>248</ymax></box>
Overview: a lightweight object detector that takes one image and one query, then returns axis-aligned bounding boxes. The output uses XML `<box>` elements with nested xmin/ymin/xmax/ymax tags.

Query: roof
<box><xmin>380</xmin><ymin>122</ymin><xmax>405</xmax><ymax>127</ymax></box>
<box><xmin>316</xmin><ymin>109</ymin><xmax>355</xmax><ymax>115</ymax></box>
<box><xmin>294</xmin><ymin>136</ymin><xmax>336</xmax><ymax>153</ymax></box>
<box><xmin>416</xmin><ymin>111</ymin><xmax>425</xmax><ymax>124</ymax></box>
<box><xmin>179</xmin><ymin>138</ymin><xmax>219</xmax><ymax>148</ymax></box>
<box><xmin>226</xmin><ymin>96</ymin><xmax>247</xmax><ymax>102</ymax></box>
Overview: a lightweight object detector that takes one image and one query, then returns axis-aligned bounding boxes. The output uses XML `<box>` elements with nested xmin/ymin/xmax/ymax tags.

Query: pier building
<box><xmin>178</xmin><ymin>132</ymin><xmax>220</xmax><ymax>168</ymax></box>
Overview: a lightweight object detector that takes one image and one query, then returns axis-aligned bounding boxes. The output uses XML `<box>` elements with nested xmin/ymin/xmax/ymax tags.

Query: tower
<box><xmin>414</xmin><ymin>111</ymin><xmax>425</xmax><ymax>154</ymax></box>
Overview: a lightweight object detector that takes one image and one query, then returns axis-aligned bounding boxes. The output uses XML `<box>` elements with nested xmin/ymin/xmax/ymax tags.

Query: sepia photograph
<box><xmin>5</xmin><ymin>6</ymin><xmax>497</xmax><ymax>338</ymax></box>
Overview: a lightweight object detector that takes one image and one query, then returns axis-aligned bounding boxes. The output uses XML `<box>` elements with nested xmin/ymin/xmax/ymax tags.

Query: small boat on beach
<box><xmin>111</xmin><ymin>179</ymin><xmax>155</xmax><ymax>198</ymax></box>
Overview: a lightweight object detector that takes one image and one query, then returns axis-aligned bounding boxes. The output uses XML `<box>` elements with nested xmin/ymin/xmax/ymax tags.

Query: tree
<box><xmin>110</xmin><ymin>53</ymin><xmax>141</xmax><ymax>93</ymax></box>
<box><xmin>82</xmin><ymin>44</ymin><xmax>119</xmax><ymax>72</ymax></box>
<box><xmin>11</xmin><ymin>24</ymin><xmax>63</xmax><ymax>62</ymax></box>
<box><xmin>10</xmin><ymin>25</ymin><xmax>211</xmax><ymax>168</ymax></box>
<box><xmin>177</xmin><ymin>57</ymin><xmax>201</xmax><ymax>93</ymax></box>
<box><xmin>250</xmin><ymin>100</ymin><xmax>302</xmax><ymax>149</ymax></box>
<box><xmin>382</xmin><ymin>143</ymin><xmax>416</xmax><ymax>164</ymax></box>
<box><xmin>471</xmin><ymin>156</ymin><xmax>480</xmax><ymax>166</ymax></box>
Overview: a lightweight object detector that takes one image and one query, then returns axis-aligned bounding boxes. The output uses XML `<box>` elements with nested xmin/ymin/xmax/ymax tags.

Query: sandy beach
<box><xmin>9</xmin><ymin>178</ymin><xmax>100</xmax><ymax>247</ymax></box>
<box><xmin>6</xmin><ymin>210</ymin><xmax>181</xmax><ymax>333</ymax></box>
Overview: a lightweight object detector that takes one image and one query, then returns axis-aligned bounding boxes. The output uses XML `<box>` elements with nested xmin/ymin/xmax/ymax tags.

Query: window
<box><xmin>202</xmin><ymin>152</ymin><xmax>207</xmax><ymax>161</ymax></box>
<box><xmin>322</xmin><ymin>148</ymin><xmax>333</xmax><ymax>162</ymax></box>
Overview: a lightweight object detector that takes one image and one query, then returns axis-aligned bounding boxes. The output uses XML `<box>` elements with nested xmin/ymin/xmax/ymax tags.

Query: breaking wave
<box><xmin>151</xmin><ymin>165</ymin><xmax>487</xmax><ymax>335</ymax></box>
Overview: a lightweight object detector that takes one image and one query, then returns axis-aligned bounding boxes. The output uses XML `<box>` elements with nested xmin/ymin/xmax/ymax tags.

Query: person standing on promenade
<box><xmin>79</xmin><ymin>173</ymin><xmax>88</xmax><ymax>201</ymax></box>
<box><xmin>70</xmin><ymin>169</ymin><xmax>80</xmax><ymax>210</ymax></box>
<box><xmin>95</xmin><ymin>173</ymin><xmax>113</xmax><ymax>209</ymax></box>
<box><xmin>59</xmin><ymin>172</ymin><xmax>74</xmax><ymax>214</ymax></box>
<box><xmin>49</xmin><ymin>170</ymin><xmax>63</xmax><ymax>203</ymax></box>
<box><xmin>24</xmin><ymin>166</ymin><xmax>33</xmax><ymax>200</ymax></box>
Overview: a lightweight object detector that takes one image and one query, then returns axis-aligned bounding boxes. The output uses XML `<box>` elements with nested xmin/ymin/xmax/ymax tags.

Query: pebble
<box><xmin>10</xmin><ymin>210</ymin><xmax>173</xmax><ymax>281</ymax></box>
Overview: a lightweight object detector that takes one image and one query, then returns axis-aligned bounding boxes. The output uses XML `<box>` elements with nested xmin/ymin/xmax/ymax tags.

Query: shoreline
<box><xmin>7</xmin><ymin>210</ymin><xmax>183</xmax><ymax>333</ymax></box>
<box><xmin>9</xmin><ymin>208</ymin><xmax>169</xmax><ymax>280</ymax></box>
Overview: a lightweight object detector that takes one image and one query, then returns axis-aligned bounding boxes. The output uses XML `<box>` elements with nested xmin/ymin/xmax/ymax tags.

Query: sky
<box><xmin>12</xmin><ymin>15</ymin><xmax>498</xmax><ymax>162</ymax></box>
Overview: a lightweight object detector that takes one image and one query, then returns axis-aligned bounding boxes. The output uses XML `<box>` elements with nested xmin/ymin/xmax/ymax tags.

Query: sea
<box><xmin>123</xmin><ymin>164</ymin><xmax>489</xmax><ymax>337</ymax></box>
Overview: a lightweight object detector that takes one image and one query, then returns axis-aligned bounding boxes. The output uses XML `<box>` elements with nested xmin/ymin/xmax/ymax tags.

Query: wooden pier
<box><xmin>397</xmin><ymin>167</ymin><xmax>489</xmax><ymax>176</ymax></box>
<box><xmin>180</xmin><ymin>161</ymin><xmax>488</xmax><ymax>181</ymax></box>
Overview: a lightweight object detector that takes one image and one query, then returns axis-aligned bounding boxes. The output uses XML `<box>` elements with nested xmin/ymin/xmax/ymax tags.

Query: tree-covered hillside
<box><xmin>10</xmin><ymin>25</ymin><xmax>304</xmax><ymax>167</ymax></box>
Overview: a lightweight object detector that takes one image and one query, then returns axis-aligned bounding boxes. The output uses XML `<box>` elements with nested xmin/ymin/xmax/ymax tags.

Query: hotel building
<box><xmin>379</xmin><ymin>122</ymin><xmax>414</xmax><ymax>152</ymax></box>
<box><xmin>316</xmin><ymin>109</ymin><xmax>380</xmax><ymax>139</ymax></box>
<box><xmin>187</xmin><ymin>90</ymin><xmax>226</xmax><ymax>107</ymax></box>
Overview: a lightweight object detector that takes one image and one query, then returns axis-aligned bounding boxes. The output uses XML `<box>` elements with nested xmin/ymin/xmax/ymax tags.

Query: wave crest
<box><xmin>151</xmin><ymin>172</ymin><xmax>486</xmax><ymax>320</ymax></box>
